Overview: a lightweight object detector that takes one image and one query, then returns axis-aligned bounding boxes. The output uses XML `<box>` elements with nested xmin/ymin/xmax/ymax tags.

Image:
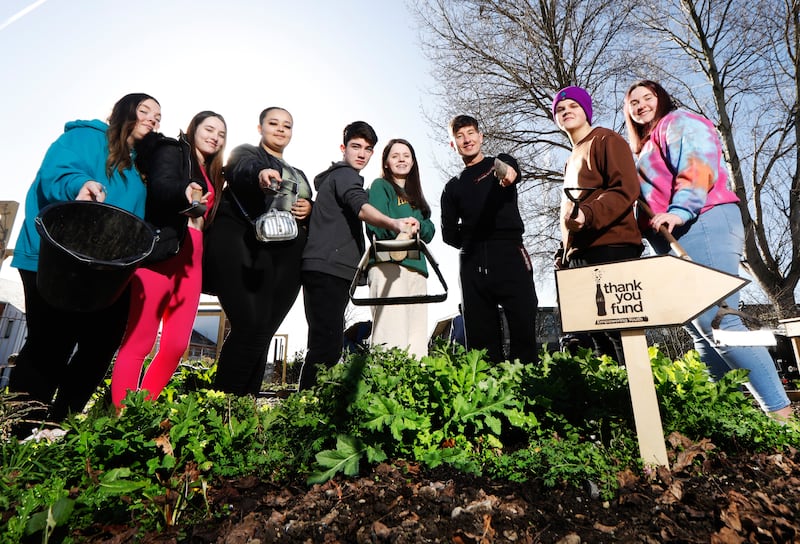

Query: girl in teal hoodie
<box><xmin>9</xmin><ymin>93</ymin><xmax>160</xmax><ymax>436</ymax></box>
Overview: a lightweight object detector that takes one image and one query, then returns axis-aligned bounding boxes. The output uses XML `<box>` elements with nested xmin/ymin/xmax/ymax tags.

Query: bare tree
<box><xmin>412</xmin><ymin>0</ymin><xmax>800</xmax><ymax>315</ymax></box>
<box><xmin>410</xmin><ymin>0</ymin><xmax>639</xmax><ymax>274</ymax></box>
<box><xmin>630</xmin><ymin>0</ymin><xmax>800</xmax><ymax>317</ymax></box>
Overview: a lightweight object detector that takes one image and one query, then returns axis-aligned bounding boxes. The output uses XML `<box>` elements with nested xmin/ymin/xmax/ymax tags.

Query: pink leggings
<box><xmin>112</xmin><ymin>228</ymin><xmax>203</xmax><ymax>407</ymax></box>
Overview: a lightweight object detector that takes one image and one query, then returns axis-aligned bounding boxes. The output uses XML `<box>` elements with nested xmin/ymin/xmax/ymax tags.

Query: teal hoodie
<box><xmin>12</xmin><ymin>119</ymin><xmax>147</xmax><ymax>272</ymax></box>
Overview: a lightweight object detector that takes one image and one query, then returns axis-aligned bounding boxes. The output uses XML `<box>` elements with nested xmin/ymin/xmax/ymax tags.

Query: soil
<box><xmin>77</xmin><ymin>432</ymin><xmax>800</xmax><ymax>544</ymax></box>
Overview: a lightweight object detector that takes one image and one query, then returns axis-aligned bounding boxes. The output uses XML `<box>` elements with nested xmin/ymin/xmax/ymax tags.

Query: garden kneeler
<box><xmin>349</xmin><ymin>234</ymin><xmax>448</xmax><ymax>306</ymax></box>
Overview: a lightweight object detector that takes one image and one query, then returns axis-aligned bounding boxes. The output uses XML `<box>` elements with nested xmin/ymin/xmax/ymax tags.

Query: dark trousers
<box><xmin>566</xmin><ymin>244</ymin><xmax>643</xmax><ymax>363</ymax></box>
<box><xmin>300</xmin><ymin>271</ymin><xmax>351</xmax><ymax>390</ymax></box>
<box><xmin>460</xmin><ymin>240</ymin><xmax>538</xmax><ymax>364</ymax></box>
<box><xmin>204</xmin><ymin>214</ymin><xmax>305</xmax><ymax>395</ymax></box>
<box><xmin>9</xmin><ymin>269</ymin><xmax>130</xmax><ymax>424</ymax></box>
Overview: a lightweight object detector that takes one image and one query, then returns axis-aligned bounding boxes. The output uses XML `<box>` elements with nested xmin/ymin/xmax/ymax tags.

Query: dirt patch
<box><xmin>75</xmin><ymin>440</ymin><xmax>800</xmax><ymax>543</ymax></box>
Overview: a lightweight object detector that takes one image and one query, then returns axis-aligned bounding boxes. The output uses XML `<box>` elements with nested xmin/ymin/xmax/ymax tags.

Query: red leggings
<box><xmin>111</xmin><ymin>228</ymin><xmax>203</xmax><ymax>407</ymax></box>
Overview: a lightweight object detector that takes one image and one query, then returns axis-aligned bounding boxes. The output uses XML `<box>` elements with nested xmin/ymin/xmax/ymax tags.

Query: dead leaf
<box><xmin>372</xmin><ymin>520</ymin><xmax>390</xmax><ymax>538</ymax></box>
<box><xmin>710</xmin><ymin>527</ymin><xmax>745</xmax><ymax>544</ymax></box>
<box><xmin>593</xmin><ymin>521</ymin><xmax>618</xmax><ymax>534</ymax></box>
<box><xmin>481</xmin><ymin>513</ymin><xmax>496</xmax><ymax>542</ymax></box>
<box><xmin>657</xmin><ymin>481</ymin><xmax>683</xmax><ymax>505</ymax></box>
<box><xmin>719</xmin><ymin>499</ymin><xmax>742</xmax><ymax>532</ymax></box>
<box><xmin>616</xmin><ymin>469</ymin><xmax>639</xmax><ymax>489</ymax></box>
<box><xmin>154</xmin><ymin>434</ymin><xmax>174</xmax><ymax>456</ymax></box>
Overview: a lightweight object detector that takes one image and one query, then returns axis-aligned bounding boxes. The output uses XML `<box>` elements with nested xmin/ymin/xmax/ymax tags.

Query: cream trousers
<box><xmin>368</xmin><ymin>262</ymin><xmax>429</xmax><ymax>358</ymax></box>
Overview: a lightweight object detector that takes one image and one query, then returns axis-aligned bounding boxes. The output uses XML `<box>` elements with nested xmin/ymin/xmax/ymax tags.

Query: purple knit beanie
<box><xmin>552</xmin><ymin>86</ymin><xmax>593</xmax><ymax>124</ymax></box>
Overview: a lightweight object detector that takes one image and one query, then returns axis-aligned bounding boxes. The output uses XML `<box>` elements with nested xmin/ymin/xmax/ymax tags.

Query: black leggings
<box><xmin>10</xmin><ymin>269</ymin><xmax>130</xmax><ymax>423</ymax></box>
<box><xmin>203</xmin><ymin>212</ymin><xmax>306</xmax><ymax>395</ymax></box>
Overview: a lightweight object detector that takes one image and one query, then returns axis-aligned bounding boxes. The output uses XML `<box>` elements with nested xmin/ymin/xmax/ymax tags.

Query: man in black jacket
<box><xmin>440</xmin><ymin>115</ymin><xmax>538</xmax><ymax>364</ymax></box>
<box><xmin>299</xmin><ymin>121</ymin><xmax>419</xmax><ymax>390</ymax></box>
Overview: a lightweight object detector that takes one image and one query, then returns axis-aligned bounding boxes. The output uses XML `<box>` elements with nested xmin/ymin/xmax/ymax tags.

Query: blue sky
<box><xmin>0</xmin><ymin>0</ymin><xmax>477</xmax><ymax>354</ymax></box>
<box><xmin>2</xmin><ymin>1</ymin><xmax>773</xmax><ymax>358</ymax></box>
<box><xmin>0</xmin><ymin>0</ymin><xmax>456</xmax><ymax>199</ymax></box>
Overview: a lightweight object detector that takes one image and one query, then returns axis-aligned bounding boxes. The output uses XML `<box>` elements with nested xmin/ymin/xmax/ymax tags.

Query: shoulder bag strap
<box><xmin>275</xmin><ymin>158</ymin><xmax>301</xmax><ymax>200</ymax></box>
<box><xmin>228</xmin><ymin>189</ymin><xmax>257</xmax><ymax>225</ymax></box>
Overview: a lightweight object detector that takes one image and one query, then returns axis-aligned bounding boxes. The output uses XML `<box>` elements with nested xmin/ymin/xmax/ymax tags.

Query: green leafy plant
<box><xmin>651</xmin><ymin>347</ymin><xmax>795</xmax><ymax>449</ymax></box>
<box><xmin>2</xmin><ymin>345</ymin><xmax>797</xmax><ymax>541</ymax></box>
<box><xmin>304</xmin><ymin>344</ymin><xmax>536</xmax><ymax>482</ymax></box>
<box><xmin>0</xmin><ymin>383</ymin><xmax>283</xmax><ymax>541</ymax></box>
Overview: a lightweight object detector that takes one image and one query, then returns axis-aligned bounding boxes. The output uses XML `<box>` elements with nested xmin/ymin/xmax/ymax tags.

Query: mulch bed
<box><xmin>78</xmin><ymin>432</ymin><xmax>799</xmax><ymax>543</ymax></box>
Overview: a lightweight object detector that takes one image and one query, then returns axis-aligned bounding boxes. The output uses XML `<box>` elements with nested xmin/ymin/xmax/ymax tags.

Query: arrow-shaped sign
<box><xmin>556</xmin><ymin>254</ymin><xmax>750</xmax><ymax>468</ymax></box>
<box><xmin>556</xmin><ymin>255</ymin><xmax>747</xmax><ymax>333</ymax></box>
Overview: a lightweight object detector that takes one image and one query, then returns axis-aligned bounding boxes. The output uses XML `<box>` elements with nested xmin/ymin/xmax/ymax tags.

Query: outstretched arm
<box><xmin>359</xmin><ymin>203</ymin><xmax>419</xmax><ymax>235</ymax></box>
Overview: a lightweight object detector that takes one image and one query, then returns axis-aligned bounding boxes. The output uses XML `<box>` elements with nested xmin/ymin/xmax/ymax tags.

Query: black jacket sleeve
<box><xmin>146</xmin><ymin>142</ymin><xmax>191</xmax><ymax>216</ymax></box>
<box><xmin>440</xmin><ymin>177</ymin><xmax>462</xmax><ymax>248</ymax></box>
<box><xmin>224</xmin><ymin>144</ymin><xmax>281</xmax><ymax>218</ymax></box>
<box><xmin>136</xmin><ymin>133</ymin><xmax>196</xmax><ymax>230</ymax></box>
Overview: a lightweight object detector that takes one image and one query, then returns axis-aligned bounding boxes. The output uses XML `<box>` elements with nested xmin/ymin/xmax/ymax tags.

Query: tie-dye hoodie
<box><xmin>636</xmin><ymin>109</ymin><xmax>738</xmax><ymax>223</ymax></box>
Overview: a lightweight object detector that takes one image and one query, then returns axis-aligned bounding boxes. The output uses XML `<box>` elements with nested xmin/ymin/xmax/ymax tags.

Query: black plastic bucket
<box><xmin>34</xmin><ymin>201</ymin><xmax>155</xmax><ymax>312</ymax></box>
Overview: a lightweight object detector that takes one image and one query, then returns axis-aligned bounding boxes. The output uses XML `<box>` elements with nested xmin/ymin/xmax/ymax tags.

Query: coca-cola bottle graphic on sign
<box><xmin>594</xmin><ymin>268</ymin><xmax>607</xmax><ymax>316</ymax></box>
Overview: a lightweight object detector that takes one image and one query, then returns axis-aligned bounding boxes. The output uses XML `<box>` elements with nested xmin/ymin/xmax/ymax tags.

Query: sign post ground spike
<box><xmin>620</xmin><ymin>329</ymin><xmax>669</xmax><ymax>467</ymax></box>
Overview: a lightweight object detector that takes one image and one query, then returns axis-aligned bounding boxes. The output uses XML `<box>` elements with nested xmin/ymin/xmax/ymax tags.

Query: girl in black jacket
<box><xmin>203</xmin><ymin>106</ymin><xmax>312</xmax><ymax>395</ymax></box>
<box><xmin>111</xmin><ymin>111</ymin><xmax>226</xmax><ymax>408</ymax></box>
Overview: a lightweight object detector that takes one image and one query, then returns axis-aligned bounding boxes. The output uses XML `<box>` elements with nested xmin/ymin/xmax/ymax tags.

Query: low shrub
<box><xmin>0</xmin><ymin>344</ymin><xmax>796</xmax><ymax>541</ymax></box>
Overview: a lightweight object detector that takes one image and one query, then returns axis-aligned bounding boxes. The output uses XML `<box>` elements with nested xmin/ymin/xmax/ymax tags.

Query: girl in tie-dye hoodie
<box><xmin>623</xmin><ymin>80</ymin><xmax>792</xmax><ymax>421</ymax></box>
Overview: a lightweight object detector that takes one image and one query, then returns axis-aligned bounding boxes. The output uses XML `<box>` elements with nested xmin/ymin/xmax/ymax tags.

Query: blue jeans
<box><xmin>648</xmin><ymin>204</ymin><xmax>789</xmax><ymax>412</ymax></box>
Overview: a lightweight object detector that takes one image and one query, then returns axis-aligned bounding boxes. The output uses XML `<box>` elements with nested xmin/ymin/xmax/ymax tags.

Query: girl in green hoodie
<box><xmin>366</xmin><ymin>139</ymin><xmax>436</xmax><ymax>358</ymax></box>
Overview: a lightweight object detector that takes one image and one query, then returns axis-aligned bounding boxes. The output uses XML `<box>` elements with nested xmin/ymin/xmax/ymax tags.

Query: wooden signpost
<box><xmin>0</xmin><ymin>201</ymin><xmax>19</xmax><ymax>270</ymax></box>
<box><xmin>555</xmin><ymin>255</ymin><xmax>747</xmax><ymax>467</ymax></box>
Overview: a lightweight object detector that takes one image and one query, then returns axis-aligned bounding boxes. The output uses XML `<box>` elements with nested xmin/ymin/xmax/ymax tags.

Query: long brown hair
<box><xmin>623</xmin><ymin>80</ymin><xmax>677</xmax><ymax>154</ymax></box>
<box><xmin>379</xmin><ymin>138</ymin><xmax>431</xmax><ymax>218</ymax></box>
<box><xmin>185</xmin><ymin>111</ymin><xmax>227</xmax><ymax>223</ymax></box>
<box><xmin>106</xmin><ymin>93</ymin><xmax>159</xmax><ymax>176</ymax></box>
